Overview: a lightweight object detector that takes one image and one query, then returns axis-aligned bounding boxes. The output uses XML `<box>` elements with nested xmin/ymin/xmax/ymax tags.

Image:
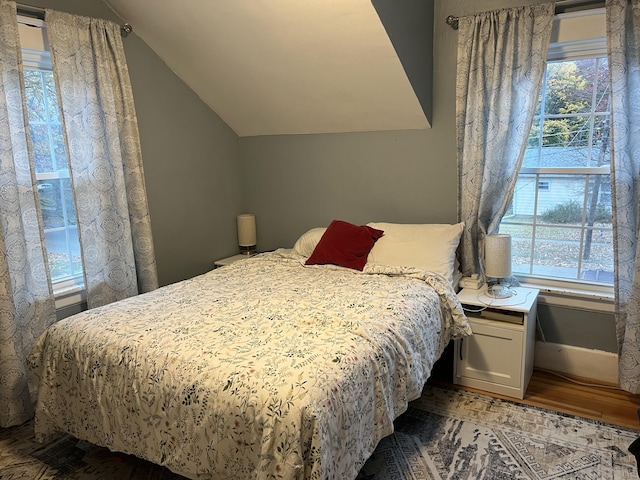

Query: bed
<box><xmin>28</xmin><ymin>221</ymin><xmax>472</xmax><ymax>479</ymax></box>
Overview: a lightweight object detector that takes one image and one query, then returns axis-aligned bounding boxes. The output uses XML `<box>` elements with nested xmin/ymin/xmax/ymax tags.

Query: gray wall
<box><xmin>239</xmin><ymin>0</ymin><xmax>618</xmax><ymax>354</ymax></box>
<box><xmin>25</xmin><ymin>0</ymin><xmax>243</xmax><ymax>287</ymax></box>
<box><xmin>240</xmin><ymin>130</ymin><xmax>457</xmax><ymax>251</ymax></box>
<box><xmin>128</xmin><ymin>36</ymin><xmax>242</xmax><ymax>286</ymax></box>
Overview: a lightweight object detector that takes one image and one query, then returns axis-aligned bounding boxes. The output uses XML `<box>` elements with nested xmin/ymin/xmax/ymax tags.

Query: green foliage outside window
<box><xmin>528</xmin><ymin>59</ymin><xmax>610</xmax><ymax>149</ymax></box>
<box><xmin>541</xmin><ymin>200</ymin><xmax>612</xmax><ymax>224</ymax></box>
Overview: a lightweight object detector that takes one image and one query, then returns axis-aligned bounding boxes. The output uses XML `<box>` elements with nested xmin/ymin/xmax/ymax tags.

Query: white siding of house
<box><xmin>509</xmin><ymin>176</ymin><xmax>583</xmax><ymax>217</ymax></box>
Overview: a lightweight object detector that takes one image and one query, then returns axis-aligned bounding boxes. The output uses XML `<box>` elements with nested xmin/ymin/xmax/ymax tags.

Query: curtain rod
<box><xmin>16</xmin><ymin>3</ymin><xmax>133</xmax><ymax>37</ymax></box>
<box><xmin>445</xmin><ymin>0</ymin><xmax>605</xmax><ymax>30</ymax></box>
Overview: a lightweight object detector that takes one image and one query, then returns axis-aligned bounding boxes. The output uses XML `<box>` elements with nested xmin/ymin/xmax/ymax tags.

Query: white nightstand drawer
<box><xmin>463</xmin><ymin>307</ymin><xmax>524</xmax><ymax>325</ymax></box>
<box><xmin>454</xmin><ymin>286</ymin><xmax>539</xmax><ymax>399</ymax></box>
<box><xmin>457</xmin><ymin>320</ymin><xmax>523</xmax><ymax>388</ymax></box>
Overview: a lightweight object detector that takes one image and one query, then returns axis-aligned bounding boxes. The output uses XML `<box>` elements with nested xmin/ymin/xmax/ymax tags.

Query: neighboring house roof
<box><xmin>521</xmin><ymin>146</ymin><xmax>610</xmax><ymax>169</ymax></box>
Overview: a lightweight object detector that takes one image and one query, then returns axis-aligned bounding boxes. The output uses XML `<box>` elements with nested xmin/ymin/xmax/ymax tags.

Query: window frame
<box><xmin>503</xmin><ymin>8</ymin><xmax>614</xmax><ymax>301</ymax></box>
<box><xmin>19</xmin><ymin>16</ymin><xmax>86</xmax><ymax>307</ymax></box>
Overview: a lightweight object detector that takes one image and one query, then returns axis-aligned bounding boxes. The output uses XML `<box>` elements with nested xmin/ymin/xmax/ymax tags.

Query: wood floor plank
<box><xmin>429</xmin><ymin>361</ymin><xmax>640</xmax><ymax>431</ymax></box>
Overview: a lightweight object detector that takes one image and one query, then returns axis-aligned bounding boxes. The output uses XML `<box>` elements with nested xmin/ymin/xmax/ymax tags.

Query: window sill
<box><xmin>54</xmin><ymin>284</ymin><xmax>86</xmax><ymax>310</ymax></box>
<box><xmin>518</xmin><ymin>280</ymin><xmax>614</xmax><ymax>313</ymax></box>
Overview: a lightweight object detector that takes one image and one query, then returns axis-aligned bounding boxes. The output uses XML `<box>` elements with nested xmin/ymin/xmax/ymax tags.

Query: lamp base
<box><xmin>239</xmin><ymin>245</ymin><xmax>257</xmax><ymax>256</ymax></box>
<box><xmin>486</xmin><ymin>283</ymin><xmax>515</xmax><ymax>299</ymax></box>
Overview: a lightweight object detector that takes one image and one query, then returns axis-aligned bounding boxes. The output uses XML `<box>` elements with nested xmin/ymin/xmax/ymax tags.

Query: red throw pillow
<box><xmin>305</xmin><ymin>220</ymin><xmax>384</xmax><ymax>271</ymax></box>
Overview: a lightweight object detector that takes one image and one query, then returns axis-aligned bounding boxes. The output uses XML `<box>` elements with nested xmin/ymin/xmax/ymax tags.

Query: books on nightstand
<box><xmin>462</xmin><ymin>306</ymin><xmax>524</xmax><ymax>325</ymax></box>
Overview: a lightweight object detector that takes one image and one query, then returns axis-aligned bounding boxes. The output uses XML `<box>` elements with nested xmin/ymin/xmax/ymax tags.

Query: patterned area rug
<box><xmin>1</xmin><ymin>385</ymin><xmax>638</xmax><ymax>479</ymax></box>
<box><xmin>357</xmin><ymin>386</ymin><xmax>639</xmax><ymax>480</ymax></box>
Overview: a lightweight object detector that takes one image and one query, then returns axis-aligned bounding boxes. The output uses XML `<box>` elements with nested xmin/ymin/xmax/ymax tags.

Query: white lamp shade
<box><xmin>237</xmin><ymin>214</ymin><xmax>256</xmax><ymax>247</ymax></box>
<box><xmin>484</xmin><ymin>234</ymin><xmax>512</xmax><ymax>279</ymax></box>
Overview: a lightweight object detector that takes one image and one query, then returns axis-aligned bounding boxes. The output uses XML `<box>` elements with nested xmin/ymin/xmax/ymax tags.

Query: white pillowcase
<box><xmin>292</xmin><ymin>227</ymin><xmax>327</xmax><ymax>257</ymax></box>
<box><xmin>366</xmin><ymin>222</ymin><xmax>464</xmax><ymax>283</ymax></box>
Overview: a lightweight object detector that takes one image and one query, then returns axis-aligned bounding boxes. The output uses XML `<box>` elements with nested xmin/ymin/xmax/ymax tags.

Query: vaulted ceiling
<box><xmin>102</xmin><ymin>0</ymin><xmax>429</xmax><ymax>137</ymax></box>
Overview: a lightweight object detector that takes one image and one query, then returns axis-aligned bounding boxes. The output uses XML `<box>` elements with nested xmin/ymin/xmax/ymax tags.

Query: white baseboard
<box><xmin>534</xmin><ymin>341</ymin><xmax>619</xmax><ymax>385</ymax></box>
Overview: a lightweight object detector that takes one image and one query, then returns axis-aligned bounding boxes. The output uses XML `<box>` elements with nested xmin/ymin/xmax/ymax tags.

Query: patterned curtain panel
<box><xmin>46</xmin><ymin>11</ymin><xmax>158</xmax><ymax>309</ymax></box>
<box><xmin>607</xmin><ymin>0</ymin><xmax>640</xmax><ymax>393</ymax></box>
<box><xmin>456</xmin><ymin>4</ymin><xmax>554</xmax><ymax>277</ymax></box>
<box><xmin>0</xmin><ymin>0</ymin><xmax>57</xmax><ymax>427</ymax></box>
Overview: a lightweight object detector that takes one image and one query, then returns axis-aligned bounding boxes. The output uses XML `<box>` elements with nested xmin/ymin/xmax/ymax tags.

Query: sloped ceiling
<box><xmin>102</xmin><ymin>0</ymin><xmax>429</xmax><ymax>137</ymax></box>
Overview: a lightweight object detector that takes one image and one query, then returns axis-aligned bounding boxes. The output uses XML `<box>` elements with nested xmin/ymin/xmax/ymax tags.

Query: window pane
<box><xmin>542</xmin><ymin>115</ymin><xmax>591</xmax><ymax>150</ymax></box>
<box><xmin>38</xmin><ymin>180</ymin><xmax>64</xmax><ymax>228</ymax></box>
<box><xmin>25</xmin><ymin>66</ymin><xmax>83</xmax><ymax>285</ymax></box>
<box><xmin>540</xmin><ymin>144</ymin><xmax>587</xmax><ymax>168</ymax></box>
<box><xmin>511</xmin><ymin>174</ymin><xmax>537</xmax><ymax>215</ymax></box>
<box><xmin>545</xmin><ymin>60</ymin><xmax>594</xmax><ymax>115</ymax></box>
<box><xmin>500</xmin><ymin>223</ymin><xmax>533</xmax><ymax>275</ymax></box>
<box><xmin>52</xmin><ymin>124</ymin><xmax>67</xmax><ymax>170</ymax></box>
<box><xmin>62</xmin><ymin>177</ymin><xmax>77</xmax><ymax>226</ymax></box>
<box><xmin>525</xmin><ymin>132</ymin><xmax>606</xmax><ymax>169</ymax></box>
<box><xmin>24</xmin><ymin>69</ymin><xmax>67</xmax><ymax>173</ymax></box>
<box><xmin>532</xmin><ymin>226</ymin><xmax>581</xmax><ymax>280</ymax></box>
<box><xmin>500</xmin><ymin>41</ymin><xmax>611</xmax><ymax>287</ymax></box>
<box><xmin>534</xmin><ymin>96</ymin><xmax>542</xmax><ymax>120</ymax></box>
<box><xmin>586</xmin><ymin>174</ymin><xmax>612</xmax><ymax>222</ymax></box>
<box><xmin>538</xmin><ymin>174</ymin><xmax>586</xmax><ymax>223</ymax></box>
<box><xmin>38</xmin><ymin>178</ymin><xmax>77</xmax><ymax>226</ymax></box>
<box><xmin>503</xmin><ymin>172</ymin><xmax>613</xmax><ymax>285</ymax></box>
<box><xmin>44</xmin><ymin>72</ymin><xmax>60</xmax><ymax>123</ymax></box>
<box><xmin>45</xmin><ymin>226</ymin><xmax>82</xmax><ymax>281</ymax></box>
<box><xmin>39</xmin><ymin>178</ymin><xmax>81</xmax><ymax>281</ymax></box>
<box><xmin>24</xmin><ymin>70</ymin><xmax>47</xmax><ymax>123</ymax></box>
<box><xmin>592</xmin><ymin>115</ymin><xmax>611</xmax><ymax>166</ymax></box>
<box><xmin>580</xmin><ymin>227</ymin><xmax>613</xmax><ymax>283</ymax></box>
<box><xmin>30</xmin><ymin>123</ymin><xmax>54</xmax><ymax>173</ymax></box>
<box><xmin>565</xmin><ymin>115</ymin><xmax>591</xmax><ymax>149</ymax></box>
<box><xmin>527</xmin><ymin>118</ymin><xmax>542</xmax><ymax>151</ymax></box>
<box><xmin>595</xmin><ymin>57</ymin><xmax>610</xmax><ymax>113</ymax></box>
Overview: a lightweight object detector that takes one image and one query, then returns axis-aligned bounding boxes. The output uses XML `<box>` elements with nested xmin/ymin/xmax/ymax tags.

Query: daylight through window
<box><xmin>500</xmin><ymin>53</ymin><xmax>613</xmax><ymax>286</ymax></box>
<box><xmin>19</xmin><ymin>18</ymin><xmax>84</xmax><ymax>290</ymax></box>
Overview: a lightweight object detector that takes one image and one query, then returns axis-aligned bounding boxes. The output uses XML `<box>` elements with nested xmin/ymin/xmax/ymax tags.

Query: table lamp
<box><xmin>237</xmin><ymin>213</ymin><xmax>257</xmax><ymax>255</ymax></box>
<box><xmin>485</xmin><ymin>233</ymin><xmax>514</xmax><ymax>298</ymax></box>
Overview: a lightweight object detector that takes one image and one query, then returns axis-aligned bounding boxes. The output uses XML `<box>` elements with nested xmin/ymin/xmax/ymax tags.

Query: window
<box><xmin>19</xmin><ymin>18</ymin><xmax>84</xmax><ymax>294</ymax></box>
<box><xmin>499</xmin><ymin>10</ymin><xmax>613</xmax><ymax>289</ymax></box>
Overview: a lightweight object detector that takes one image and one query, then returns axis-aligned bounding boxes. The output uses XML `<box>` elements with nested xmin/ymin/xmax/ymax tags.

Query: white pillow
<box><xmin>292</xmin><ymin>227</ymin><xmax>327</xmax><ymax>257</ymax></box>
<box><xmin>366</xmin><ymin>222</ymin><xmax>464</xmax><ymax>283</ymax></box>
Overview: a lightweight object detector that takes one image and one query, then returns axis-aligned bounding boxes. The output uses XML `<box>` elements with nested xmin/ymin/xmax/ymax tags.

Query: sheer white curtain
<box><xmin>46</xmin><ymin>10</ymin><xmax>158</xmax><ymax>309</ymax></box>
<box><xmin>456</xmin><ymin>4</ymin><xmax>554</xmax><ymax>277</ymax></box>
<box><xmin>0</xmin><ymin>0</ymin><xmax>57</xmax><ymax>427</ymax></box>
<box><xmin>606</xmin><ymin>0</ymin><xmax>640</xmax><ymax>393</ymax></box>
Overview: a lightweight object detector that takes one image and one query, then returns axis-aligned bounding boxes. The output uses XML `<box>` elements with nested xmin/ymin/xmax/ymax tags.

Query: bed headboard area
<box><xmin>293</xmin><ymin>219</ymin><xmax>464</xmax><ymax>285</ymax></box>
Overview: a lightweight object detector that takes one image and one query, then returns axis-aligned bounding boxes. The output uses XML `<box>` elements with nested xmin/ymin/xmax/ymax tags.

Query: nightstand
<box><xmin>454</xmin><ymin>286</ymin><xmax>539</xmax><ymax>399</ymax></box>
<box><xmin>213</xmin><ymin>253</ymin><xmax>255</xmax><ymax>268</ymax></box>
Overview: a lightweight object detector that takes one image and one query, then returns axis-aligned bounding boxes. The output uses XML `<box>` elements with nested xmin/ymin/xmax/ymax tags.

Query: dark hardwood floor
<box><xmin>427</xmin><ymin>348</ymin><xmax>640</xmax><ymax>431</ymax></box>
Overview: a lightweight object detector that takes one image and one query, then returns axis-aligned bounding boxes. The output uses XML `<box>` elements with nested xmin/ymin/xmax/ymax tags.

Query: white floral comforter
<box><xmin>29</xmin><ymin>250</ymin><xmax>471</xmax><ymax>480</ymax></box>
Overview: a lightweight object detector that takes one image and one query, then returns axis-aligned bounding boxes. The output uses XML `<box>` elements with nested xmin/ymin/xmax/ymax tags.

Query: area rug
<box><xmin>356</xmin><ymin>385</ymin><xmax>639</xmax><ymax>479</ymax></box>
<box><xmin>1</xmin><ymin>385</ymin><xmax>638</xmax><ymax>479</ymax></box>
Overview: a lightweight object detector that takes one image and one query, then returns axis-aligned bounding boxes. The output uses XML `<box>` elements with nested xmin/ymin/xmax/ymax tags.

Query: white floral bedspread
<box><xmin>29</xmin><ymin>250</ymin><xmax>471</xmax><ymax>480</ymax></box>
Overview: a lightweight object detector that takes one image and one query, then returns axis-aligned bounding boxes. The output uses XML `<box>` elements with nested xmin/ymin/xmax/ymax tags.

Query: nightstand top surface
<box><xmin>214</xmin><ymin>253</ymin><xmax>255</xmax><ymax>266</ymax></box>
<box><xmin>457</xmin><ymin>286</ymin><xmax>539</xmax><ymax>312</ymax></box>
